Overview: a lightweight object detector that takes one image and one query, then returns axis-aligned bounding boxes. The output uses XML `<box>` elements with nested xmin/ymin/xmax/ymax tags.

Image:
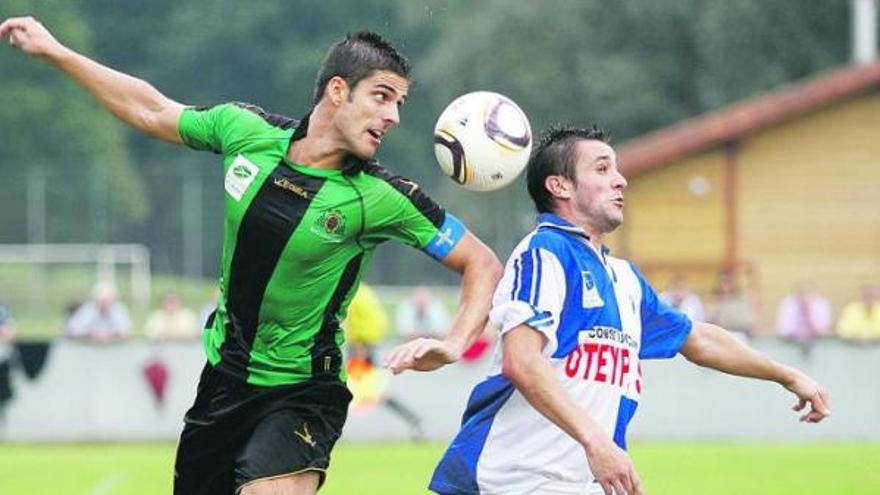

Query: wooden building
<box><xmin>610</xmin><ymin>62</ymin><xmax>880</xmax><ymax>331</ymax></box>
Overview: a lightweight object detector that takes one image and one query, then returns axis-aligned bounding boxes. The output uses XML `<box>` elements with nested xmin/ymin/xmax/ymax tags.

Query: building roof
<box><xmin>618</xmin><ymin>61</ymin><xmax>880</xmax><ymax>177</ymax></box>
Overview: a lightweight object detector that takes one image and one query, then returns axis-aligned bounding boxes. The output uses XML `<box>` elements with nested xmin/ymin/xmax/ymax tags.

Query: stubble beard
<box><xmin>599</xmin><ymin>208</ymin><xmax>624</xmax><ymax>234</ymax></box>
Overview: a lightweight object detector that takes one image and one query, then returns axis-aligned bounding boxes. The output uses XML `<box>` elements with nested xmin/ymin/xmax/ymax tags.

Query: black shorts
<box><xmin>174</xmin><ymin>363</ymin><xmax>352</xmax><ymax>495</ymax></box>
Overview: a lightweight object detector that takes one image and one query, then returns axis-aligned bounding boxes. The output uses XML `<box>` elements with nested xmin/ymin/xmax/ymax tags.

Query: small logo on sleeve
<box><xmin>225</xmin><ymin>155</ymin><xmax>259</xmax><ymax>201</ymax></box>
<box><xmin>397</xmin><ymin>178</ymin><xmax>420</xmax><ymax>197</ymax></box>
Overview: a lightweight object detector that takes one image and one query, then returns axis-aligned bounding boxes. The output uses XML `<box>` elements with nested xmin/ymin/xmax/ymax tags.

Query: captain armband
<box><xmin>425</xmin><ymin>213</ymin><xmax>467</xmax><ymax>261</ymax></box>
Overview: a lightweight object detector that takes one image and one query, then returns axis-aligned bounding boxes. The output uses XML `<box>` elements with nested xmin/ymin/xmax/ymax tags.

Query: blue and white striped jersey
<box><xmin>430</xmin><ymin>213</ymin><xmax>692</xmax><ymax>495</ymax></box>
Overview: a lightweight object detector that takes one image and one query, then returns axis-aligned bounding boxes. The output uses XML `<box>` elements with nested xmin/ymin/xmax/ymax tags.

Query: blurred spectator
<box><xmin>775</xmin><ymin>281</ymin><xmax>831</xmax><ymax>356</ymax></box>
<box><xmin>660</xmin><ymin>274</ymin><xmax>705</xmax><ymax>322</ymax></box>
<box><xmin>64</xmin><ymin>282</ymin><xmax>131</xmax><ymax>343</ymax></box>
<box><xmin>345</xmin><ymin>284</ymin><xmax>424</xmax><ymax>441</ymax></box>
<box><xmin>836</xmin><ymin>285</ymin><xmax>880</xmax><ymax>343</ymax></box>
<box><xmin>346</xmin><ymin>284</ymin><xmax>389</xmax><ymax>350</ymax></box>
<box><xmin>394</xmin><ymin>285</ymin><xmax>449</xmax><ymax>340</ymax></box>
<box><xmin>709</xmin><ymin>269</ymin><xmax>757</xmax><ymax>341</ymax></box>
<box><xmin>144</xmin><ymin>291</ymin><xmax>200</xmax><ymax>341</ymax></box>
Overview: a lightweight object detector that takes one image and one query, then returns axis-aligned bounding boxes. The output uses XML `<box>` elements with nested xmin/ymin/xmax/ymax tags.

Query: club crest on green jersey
<box><xmin>312</xmin><ymin>209</ymin><xmax>347</xmax><ymax>241</ymax></box>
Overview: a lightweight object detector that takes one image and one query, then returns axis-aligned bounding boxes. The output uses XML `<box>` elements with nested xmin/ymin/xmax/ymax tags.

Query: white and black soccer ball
<box><xmin>433</xmin><ymin>91</ymin><xmax>532</xmax><ymax>192</ymax></box>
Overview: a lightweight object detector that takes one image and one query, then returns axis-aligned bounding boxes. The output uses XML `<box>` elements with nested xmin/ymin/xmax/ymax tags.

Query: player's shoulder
<box><xmin>502</xmin><ymin>231</ymin><xmax>564</xmax><ymax>270</ymax></box>
<box><xmin>359</xmin><ymin>161</ymin><xmax>419</xmax><ymax>194</ymax></box>
<box><xmin>359</xmin><ymin>162</ymin><xmax>443</xmax><ymax>215</ymax></box>
<box><xmin>190</xmin><ymin>102</ymin><xmax>298</xmax><ymax>132</ymax></box>
<box><xmin>526</xmin><ymin>227</ymin><xmax>573</xmax><ymax>256</ymax></box>
<box><xmin>229</xmin><ymin>102</ymin><xmax>298</xmax><ymax>130</ymax></box>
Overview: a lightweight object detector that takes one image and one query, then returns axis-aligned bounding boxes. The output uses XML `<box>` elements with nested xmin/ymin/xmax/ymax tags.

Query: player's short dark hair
<box><xmin>313</xmin><ymin>31</ymin><xmax>411</xmax><ymax>104</ymax></box>
<box><xmin>526</xmin><ymin>125</ymin><xmax>610</xmax><ymax>214</ymax></box>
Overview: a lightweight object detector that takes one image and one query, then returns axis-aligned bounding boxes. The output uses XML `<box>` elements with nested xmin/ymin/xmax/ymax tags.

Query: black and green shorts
<box><xmin>174</xmin><ymin>363</ymin><xmax>352</xmax><ymax>495</ymax></box>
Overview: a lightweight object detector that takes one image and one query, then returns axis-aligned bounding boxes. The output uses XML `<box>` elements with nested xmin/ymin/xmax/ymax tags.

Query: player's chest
<box><xmin>226</xmin><ymin>166</ymin><xmax>380</xmax><ymax>256</ymax></box>
<box><xmin>566</xmin><ymin>254</ymin><xmax>640</xmax><ymax>323</ymax></box>
<box><xmin>559</xmin><ymin>259</ymin><xmax>643</xmax><ymax>389</ymax></box>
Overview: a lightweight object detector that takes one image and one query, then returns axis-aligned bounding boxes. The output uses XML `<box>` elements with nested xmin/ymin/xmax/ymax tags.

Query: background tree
<box><xmin>0</xmin><ymin>0</ymin><xmax>856</xmax><ymax>282</ymax></box>
<box><xmin>0</xmin><ymin>0</ymin><xmax>147</xmax><ymax>244</ymax></box>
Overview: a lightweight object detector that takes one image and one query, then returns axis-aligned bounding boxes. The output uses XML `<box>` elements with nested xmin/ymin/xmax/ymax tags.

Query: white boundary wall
<box><xmin>1</xmin><ymin>339</ymin><xmax>877</xmax><ymax>442</ymax></box>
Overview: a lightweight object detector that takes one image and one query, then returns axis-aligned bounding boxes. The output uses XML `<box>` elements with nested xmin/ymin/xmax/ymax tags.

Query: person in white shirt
<box><xmin>395</xmin><ymin>285</ymin><xmax>450</xmax><ymax>340</ymax></box>
<box><xmin>64</xmin><ymin>282</ymin><xmax>131</xmax><ymax>344</ymax></box>
<box><xmin>145</xmin><ymin>291</ymin><xmax>201</xmax><ymax>341</ymax></box>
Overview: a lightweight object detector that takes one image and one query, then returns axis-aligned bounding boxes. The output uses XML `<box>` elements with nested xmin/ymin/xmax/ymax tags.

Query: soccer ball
<box><xmin>433</xmin><ymin>91</ymin><xmax>532</xmax><ymax>192</ymax></box>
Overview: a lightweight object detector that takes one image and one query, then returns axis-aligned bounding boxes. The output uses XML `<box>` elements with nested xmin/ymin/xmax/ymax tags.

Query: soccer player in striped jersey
<box><xmin>430</xmin><ymin>126</ymin><xmax>830</xmax><ymax>495</ymax></box>
<box><xmin>2</xmin><ymin>16</ymin><xmax>502</xmax><ymax>495</ymax></box>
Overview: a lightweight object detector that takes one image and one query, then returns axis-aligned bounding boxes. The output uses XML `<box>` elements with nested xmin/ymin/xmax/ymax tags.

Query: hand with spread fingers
<box><xmin>383</xmin><ymin>337</ymin><xmax>463</xmax><ymax>374</ymax></box>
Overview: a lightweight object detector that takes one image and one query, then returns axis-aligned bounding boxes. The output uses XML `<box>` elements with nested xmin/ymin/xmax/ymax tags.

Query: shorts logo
<box><xmin>294</xmin><ymin>422</ymin><xmax>316</xmax><ymax>448</ymax></box>
<box><xmin>225</xmin><ymin>155</ymin><xmax>259</xmax><ymax>201</ymax></box>
<box><xmin>582</xmin><ymin>270</ymin><xmax>604</xmax><ymax>308</ymax></box>
<box><xmin>311</xmin><ymin>210</ymin><xmax>347</xmax><ymax>241</ymax></box>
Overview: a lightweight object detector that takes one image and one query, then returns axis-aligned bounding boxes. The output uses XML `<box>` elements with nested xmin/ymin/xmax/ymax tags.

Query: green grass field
<box><xmin>1</xmin><ymin>441</ymin><xmax>877</xmax><ymax>494</ymax></box>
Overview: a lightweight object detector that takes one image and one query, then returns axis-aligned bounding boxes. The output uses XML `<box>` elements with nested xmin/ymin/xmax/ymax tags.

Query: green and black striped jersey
<box><xmin>178</xmin><ymin>102</ymin><xmax>466</xmax><ymax>387</ymax></box>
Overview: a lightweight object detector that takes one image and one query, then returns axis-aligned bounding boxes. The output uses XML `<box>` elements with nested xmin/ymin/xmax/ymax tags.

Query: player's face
<box><xmin>571</xmin><ymin>140</ymin><xmax>628</xmax><ymax>234</ymax></box>
<box><xmin>334</xmin><ymin>70</ymin><xmax>409</xmax><ymax>159</ymax></box>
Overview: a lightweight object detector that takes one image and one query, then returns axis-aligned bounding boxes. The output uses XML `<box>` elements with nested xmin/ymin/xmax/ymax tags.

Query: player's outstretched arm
<box><xmin>680</xmin><ymin>321</ymin><xmax>831</xmax><ymax>423</ymax></box>
<box><xmin>502</xmin><ymin>325</ymin><xmax>644</xmax><ymax>495</ymax></box>
<box><xmin>1</xmin><ymin>16</ymin><xmax>184</xmax><ymax>143</ymax></box>
<box><xmin>383</xmin><ymin>232</ymin><xmax>501</xmax><ymax>374</ymax></box>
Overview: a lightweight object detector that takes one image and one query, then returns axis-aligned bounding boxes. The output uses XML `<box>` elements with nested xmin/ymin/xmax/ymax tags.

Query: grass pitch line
<box><xmin>85</xmin><ymin>474</ymin><xmax>123</xmax><ymax>495</ymax></box>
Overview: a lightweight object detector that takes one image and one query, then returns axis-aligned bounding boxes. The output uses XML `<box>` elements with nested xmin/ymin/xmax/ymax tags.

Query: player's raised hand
<box><xmin>585</xmin><ymin>434</ymin><xmax>644</xmax><ymax>495</ymax></box>
<box><xmin>784</xmin><ymin>371</ymin><xmax>831</xmax><ymax>423</ymax></box>
<box><xmin>1</xmin><ymin>16</ymin><xmax>65</xmax><ymax>59</ymax></box>
<box><xmin>382</xmin><ymin>337</ymin><xmax>462</xmax><ymax>374</ymax></box>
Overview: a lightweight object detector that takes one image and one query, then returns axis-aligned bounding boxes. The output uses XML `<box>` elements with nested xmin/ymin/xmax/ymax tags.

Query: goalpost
<box><xmin>0</xmin><ymin>244</ymin><xmax>151</xmax><ymax>312</ymax></box>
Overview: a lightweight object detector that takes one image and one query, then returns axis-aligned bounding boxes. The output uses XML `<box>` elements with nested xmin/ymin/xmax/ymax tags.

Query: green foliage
<box><xmin>0</xmin><ymin>0</ymin><xmax>858</xmax><ymax>280</ymax></box>
<box><xmin>419</xmin><ymin>0</ymin><xmax>851</xmax><ymax>142</ymax></box>
<box><xmin>0</xmin><ymin>0</ymin><xmax>148</xmax><ymax>243</ymax></box>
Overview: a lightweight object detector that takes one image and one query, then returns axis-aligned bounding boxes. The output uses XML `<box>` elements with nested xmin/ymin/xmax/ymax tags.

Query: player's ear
<box><xmin>326</xmin><ymin>76</ymin><xmax>349</xmax><ymax>106</ymax></box>
<box><xmin>545</xmin><ymin>175</ymin><xmax>572</xmax><ymax>200</ymax></box>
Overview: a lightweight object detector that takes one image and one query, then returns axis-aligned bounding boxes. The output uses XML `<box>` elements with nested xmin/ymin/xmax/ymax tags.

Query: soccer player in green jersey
<box><xmin>2</xmin><ymin>16</ymin><xmax>503</xmax><ymax>495</ymax></box>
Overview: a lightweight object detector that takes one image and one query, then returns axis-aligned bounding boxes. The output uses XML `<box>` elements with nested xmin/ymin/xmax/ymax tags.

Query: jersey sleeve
<box><xmin>631</xmin><ymin>263</ymin><xmax>693</xmax><ymax>360</ymax></box>
<box><xmin>365</xmin><ymin>168</ymin><xmax>467</xmax><ymax>262</ymax></box>
<box><xmin>178</xmin><ymin>102</ymin><xmax>284</xmax><ymax>155</ymax></box>
<box><xmin>490</xmin><ymin>246</ymin><xmax>566</xmax><ymax>357</ymax></box>
<box><xmin>177</xmin><ymin>103</ymin><xmax>239</xmax><ymax>153</ymax></box>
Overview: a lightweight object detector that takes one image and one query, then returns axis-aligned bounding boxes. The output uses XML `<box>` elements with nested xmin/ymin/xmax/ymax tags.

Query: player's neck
<box><xmin>554</xmin><ymin>209</ymin><xmax>605</xmax><ymax>250</ymax></box>
<box><xmin>583</xmin><ymin>228</ymin><xmax>605</xmax><ymax>250</ymax></box>
<box><xmin>286</xmin><ymin>102</ymin><xmax>347</xmax><ymax>170</ymax></box>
